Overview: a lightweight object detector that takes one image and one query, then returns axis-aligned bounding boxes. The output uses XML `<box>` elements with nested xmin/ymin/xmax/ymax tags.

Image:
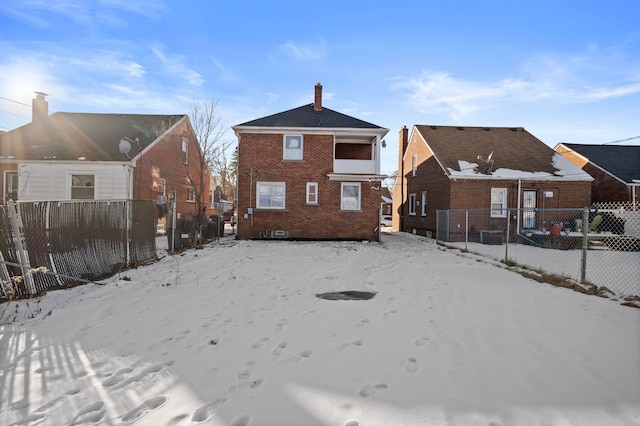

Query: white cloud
<box><xmin>393</xmin><ymin>47</ymin><xmax>640</xmax><ymax>121</ymax></box>
<box><xmin>280</xmin><ymin>38</ymin><xmax>326</xmax><ymax>61</ymax></box>
<box><xmin>0</xmin><ymin>0</ymin><xmax>163</xmax><ymax>30</ymax></box>
<box><xmin>151</xmin><ymin>45</ymin><xmax>204</xmax><ymax>87</ymax></box>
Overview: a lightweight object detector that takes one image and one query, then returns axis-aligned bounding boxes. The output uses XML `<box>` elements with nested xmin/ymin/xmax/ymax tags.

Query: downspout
<box><xmin>516</xmin><ymin>178</ymin><xmax>521</xmax><ymax>234</ymax></box>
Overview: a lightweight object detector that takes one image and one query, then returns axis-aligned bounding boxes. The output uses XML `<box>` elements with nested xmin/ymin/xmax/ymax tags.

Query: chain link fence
<box><xmin>0</xmin><ymin>200</ymin><xmax>157</xmax><ymax>300</ymax></box>
<box><xmin>436</xmin><ymin>203</ymin><xmax>639</xmax><ymax>297</ymax></box>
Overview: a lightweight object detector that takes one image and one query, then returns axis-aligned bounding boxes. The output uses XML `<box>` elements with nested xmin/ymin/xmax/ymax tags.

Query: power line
<box><xmin>602</xmin><ymin>135</ymin><xmax>640</xmax><ymax>145</ymax></box>
<box><xmin>0</xmin><ymin>96</ymin><xmax>31</xmax><ymax>108</ymax></box>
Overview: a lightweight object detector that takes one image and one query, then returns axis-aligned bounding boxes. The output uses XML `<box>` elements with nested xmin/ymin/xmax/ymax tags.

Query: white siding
<box><xmin>18</xmin><ymin>162</ymin><xmax>131</xmax><ymax>201</ymax></box>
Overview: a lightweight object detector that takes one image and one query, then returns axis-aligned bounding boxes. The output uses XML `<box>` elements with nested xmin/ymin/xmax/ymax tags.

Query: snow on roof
<box><xmin>447</xmin><ymin>153</ymin><xmax>593</xmax><ymax>180</ymax></box>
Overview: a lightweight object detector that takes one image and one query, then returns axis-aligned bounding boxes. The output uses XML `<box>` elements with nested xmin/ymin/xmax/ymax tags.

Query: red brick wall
<box><xmin>582</xmin><ymin>163</ymin><xmax>630</xmax><ymax>202</ymax></box>
<box><xmin>399</xmin><ymin>130</ymin><xmax>450</xmax><ymax>236</ymax></box>
<box><xmin>396</xmin><ymin>132</ymin><xmax>592</xmax><ymax>237</ymax></box>
<box><xmin>556</xmin><ymin>146</ymin><xmax>630</xmax><ymax>203</ymax></box>
<box><xmin>133</xmin><ymin>118</ymin><xmax>211</xmax><ymax>222</ymax></box>
<box><xmin>236</xmin><ymin>132</ymin><xmax>380</xmax><ymax>240</ymax></box>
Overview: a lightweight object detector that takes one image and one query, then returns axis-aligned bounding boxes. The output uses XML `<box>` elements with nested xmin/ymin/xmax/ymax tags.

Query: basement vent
<box><xmin>425</xmin><ymin>230</ymin><xmax>433</xmax><ymax>238</ymax></box>
<box><xmin>271</xmin><ymin>230</ymin><xmax>288</xmax><ymax>239</ymax></box>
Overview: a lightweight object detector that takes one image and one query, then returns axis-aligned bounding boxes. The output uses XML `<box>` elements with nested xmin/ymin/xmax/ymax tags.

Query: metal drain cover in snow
<box><xmin>315</xmin><ymin>291</ymin><xmax>377</xmax><ymax>301</ymax></box>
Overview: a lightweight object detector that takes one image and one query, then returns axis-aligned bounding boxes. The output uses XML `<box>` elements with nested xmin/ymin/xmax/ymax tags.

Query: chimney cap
<box><xmin>34</xmin><ymin>91</ymin><xmax>49</xmax><ymax>97</ymax></box>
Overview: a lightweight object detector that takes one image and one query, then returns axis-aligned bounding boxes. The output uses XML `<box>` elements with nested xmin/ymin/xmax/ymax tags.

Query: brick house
<box><xmin>0</xmin><ymin>93</ymin><xmax>211</xmax><ymax>226</ymax></box>
<box><xmin>554</xmin><ymin>143</ymin><xmax>640</xmax><ymax>205</ymax></box>
<box><xmin>392</xmin><ymin>125</ymin><xmax>593</xmax><ymax>237</ymax></box>
<box><xmin>232</xmin><ymin>83</ymin><xmax>389</xmax><ymax>241</ymax></box>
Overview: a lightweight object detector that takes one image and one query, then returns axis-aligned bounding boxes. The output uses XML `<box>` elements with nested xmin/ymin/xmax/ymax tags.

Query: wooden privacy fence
<box><xmin>0</xmin><ymin>200</ymin><xmax>157</xmax><ymax>299</ymax></box>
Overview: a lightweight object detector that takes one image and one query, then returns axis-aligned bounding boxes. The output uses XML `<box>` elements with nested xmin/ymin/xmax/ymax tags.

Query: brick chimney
<box><xmin>314</xmin><ymin>83</ymin><xmax>322</xmax><ymax>111</ymax></box>
<box><xmin>32</xmin><ymin>92</ymin><xmax>49</xmax><ymax>124</ymax></box>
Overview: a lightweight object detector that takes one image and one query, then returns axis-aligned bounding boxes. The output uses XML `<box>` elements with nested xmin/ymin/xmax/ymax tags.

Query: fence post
<box><xmin>465</xmin><ymin>209</ymin><xmax>468</xmax><ymax>251</ymax></box>
<box><xmin>581</xmin><ymin>206</ymin><xmax>589</xmax><ymax>283</ymax></box>
<box><xmin>170</xmin><ymin>190</ymin><xmax>177</xmax><ymax>254</ymax></box>
<box><xmin>7</xmin><ymin>200</ymin><xmax>36</xmax><ymax>295</ymax></box>
<box><xmin>505</xmin><ymin>209</ymin><xmax>511</xmax><ymax>262</ymax></box>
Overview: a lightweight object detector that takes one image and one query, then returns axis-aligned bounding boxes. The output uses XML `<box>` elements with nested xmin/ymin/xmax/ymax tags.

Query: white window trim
<box><xmin>69</xmin><ymin>173</ymin><xmax>95</xmax><ymax>200</ymax></box>
<box><xmin>340</xmin><ymin>182</ymin><xmax>361</xmax><ymax>211</ymax></box>
<box><xmin>421</xmin><ymin>191</ymin><xmax>427</xmax><ymax>216</ymax></box>
<box><xmin>283</xmin><ymin>135</ymin><xmax>303</xmax><ymax>160</ymax></box>
<box><xmin>412</xmin><ymin>154</ymin><xmax>417</xmax><ymax>177</ymax></box>
<box><xmin>306</xmin><ymin>182</ymin><xmax>318</xmax><ymax>204</ymax></box>
<box><xmin>491</xmin><ymin>188</ymin><xmax>508</xmax><ymax>218</ymax></box>
<box><xmin>409</xmin><ymin>193</ymin><xmax>416</xmax><ymax>215</ymax></box>
<box><xmin>256</xmin><ymin>181</ymin><xmax>286</xmax><ymax>209</ymax></box>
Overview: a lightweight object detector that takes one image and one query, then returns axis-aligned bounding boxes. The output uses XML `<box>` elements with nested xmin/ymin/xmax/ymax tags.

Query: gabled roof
<box><xmin>414</xmin><ymin>125</ymin><xmax>592</xmax><ymax>180</ymax></box>
<box><xmin>558</xmin><ymin>143</ymin><xmax>640</xmax><ymax>184</ymax></box>
<box><xmin>0</xmin><ymin>112</ymin><xmax>185</xmax><ymax>161</ymax></box>
<box><xmin>234</xmin><ymin>104</ymin><xmax>386</xmax><ymax>131</ymax></box>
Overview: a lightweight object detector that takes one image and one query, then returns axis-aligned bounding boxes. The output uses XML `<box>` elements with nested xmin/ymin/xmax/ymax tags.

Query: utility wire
<box><xmin>602</xmin><ymin>135</ymin><xmax>640</xmax><ymax>145</ymax></box>
<box><xmin>0</xmin><ymin>96</ymin><xmax>31</xmax><ymax>108</ymax></box>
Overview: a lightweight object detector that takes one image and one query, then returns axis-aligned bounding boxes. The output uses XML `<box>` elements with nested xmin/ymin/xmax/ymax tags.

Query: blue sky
<box><xmin>1</xmin><ymin>0</ymin><xmax>639</xmax><ymax>176</ymax></box>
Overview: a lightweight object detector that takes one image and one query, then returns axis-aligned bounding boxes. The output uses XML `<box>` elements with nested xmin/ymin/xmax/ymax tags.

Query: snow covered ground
<box><xmin>446</xmin><ymin>240</ymin><xmax>640</xmax><ymax>296</ymax></box>
<box><xmin>1</xmin><ymin>229</ymin><xmax>639</xmax><ymax>426</ymax></box>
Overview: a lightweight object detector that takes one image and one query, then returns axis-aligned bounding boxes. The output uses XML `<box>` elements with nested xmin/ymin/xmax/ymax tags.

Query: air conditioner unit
<box><xmin>271</xmin><ymin>230</ymin><xmax>288</xmax><ymax>239</ymax></box>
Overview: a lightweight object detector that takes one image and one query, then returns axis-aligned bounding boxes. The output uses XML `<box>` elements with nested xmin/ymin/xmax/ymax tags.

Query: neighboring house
<box><xmin>381</xmin><ymin>186</ymin><xmax>392</xmax><ymax>215</ymax></box>
<box><xmin>232</xmin><ymin>83</ymin><xmax>389</xmax><ymax>241</ymax></box>
<box><xmin>392</xmin><ymin>125</ymin><xmax>593</xmax><ymax>236</ymax></box>
<box><xmin>554</xmin><ymin>143</ymin><xmax>640</xmax><ymax>205</ymax></box>
<box><xmin>0</xmin><ymin>93</ymin><xmax>211</xmax><ymax>226</ymax></box>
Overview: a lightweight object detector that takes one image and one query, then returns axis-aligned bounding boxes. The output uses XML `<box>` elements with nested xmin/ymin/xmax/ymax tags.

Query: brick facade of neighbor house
<box><xmin>132</xmin><ymin>118</ymin><xmax>211</xmax><ymax>222</ymax></box>
<box><xmin>233</xmin><ymin>84</ymin><xmax>389</xmax><ymax>241</ymax></box>
<box><xmin>555</xmin><ymin>143</ymin><xmax>640</xmax><ymax>204</ymax></box>
<box><xmin>0</xmin><ymin>93</ymin><xmax>212</xmax><ymax>230</ymax></box>
<box><xmin>394</xmin><ymin>125</ymin><xmax>593</xmax><ymax>238</ymax></box>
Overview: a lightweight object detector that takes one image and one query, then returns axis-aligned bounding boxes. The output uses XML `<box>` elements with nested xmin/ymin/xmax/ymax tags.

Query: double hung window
<box><xmin>257</xmin><ymin>182</ymin><xmax>286</xmax><ymax>209</ymax></box>
<box><xmin>341</xmin><ymin>183</ymin><xmax>361</xmax><ymax>211</ymax></box>
<box><xmin>284</xmin><ymin>135</ymin><xmax>303</xmax><ymax>160</ymax></box>
<box><xmin>491</xmin><ymin>188</ymin><xmax>507</xmax><ymax>217</ymax></box>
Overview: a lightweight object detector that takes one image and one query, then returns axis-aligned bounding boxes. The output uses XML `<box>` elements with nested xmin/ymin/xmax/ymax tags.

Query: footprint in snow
<box><xmin>413</xmin><ymin>337</ymin><xmax>429</xmax><ymax>346</ymax></box>
<box><xmin>229</xmin><ymin>413</ymin><xmax>253</xmax><ymax>426</ymax></box>
<box><xmin>358</xmin><ymin>383</ymin><xmax>389</xmax><ymax>398</ymax></box>
<box><xmin>275</xmin><ymin>318</ymin><xmax>288</xmax><ymax>331</ymax></box>
<box><xmin>120</xmin><ymin>395</ymin><xmax>167</xmax><ymax>423</ymax></box>
<box><xmin>191</xmin><ymin>397</ymin><xmax>227</xmax><ymax>423</ymax></box>
<box><xmin>251</xmin><ymin>337</ymin><xmax>270</xmax><ymax>349</ymax></box>
<box><xmin>66</xmin><ymin>400</ymin><xmax>105</xmax><ymax>425</ymax></box>
<box><xmin>354</xmin><ymin>318</ymin><xmax>370</xmax><ymax>327</ymax></box>
<box><xmin>405</xmin><ymin>357</ymin><xmax>419</xmax><ymax>373</ymax></box>
<box><xmin>272</xmin><ymin>341</ymin><xmax>288</xmax><ymax>357</ymax></box>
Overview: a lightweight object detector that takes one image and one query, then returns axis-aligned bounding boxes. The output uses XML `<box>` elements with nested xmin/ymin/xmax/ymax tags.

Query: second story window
<box><xmin>412</xmin><ymin>154</ymin><xmax>417</xmax><ymax>177</ymax></box>
<box><xmin>284</xmin><ymin>135</ymin><xmax>303</xmax><ymax>160</ymax></box>
<box><xmin>182</xmin><ymin>139</ymin><xmax>188</xmax><ymax>164</ymax></box>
